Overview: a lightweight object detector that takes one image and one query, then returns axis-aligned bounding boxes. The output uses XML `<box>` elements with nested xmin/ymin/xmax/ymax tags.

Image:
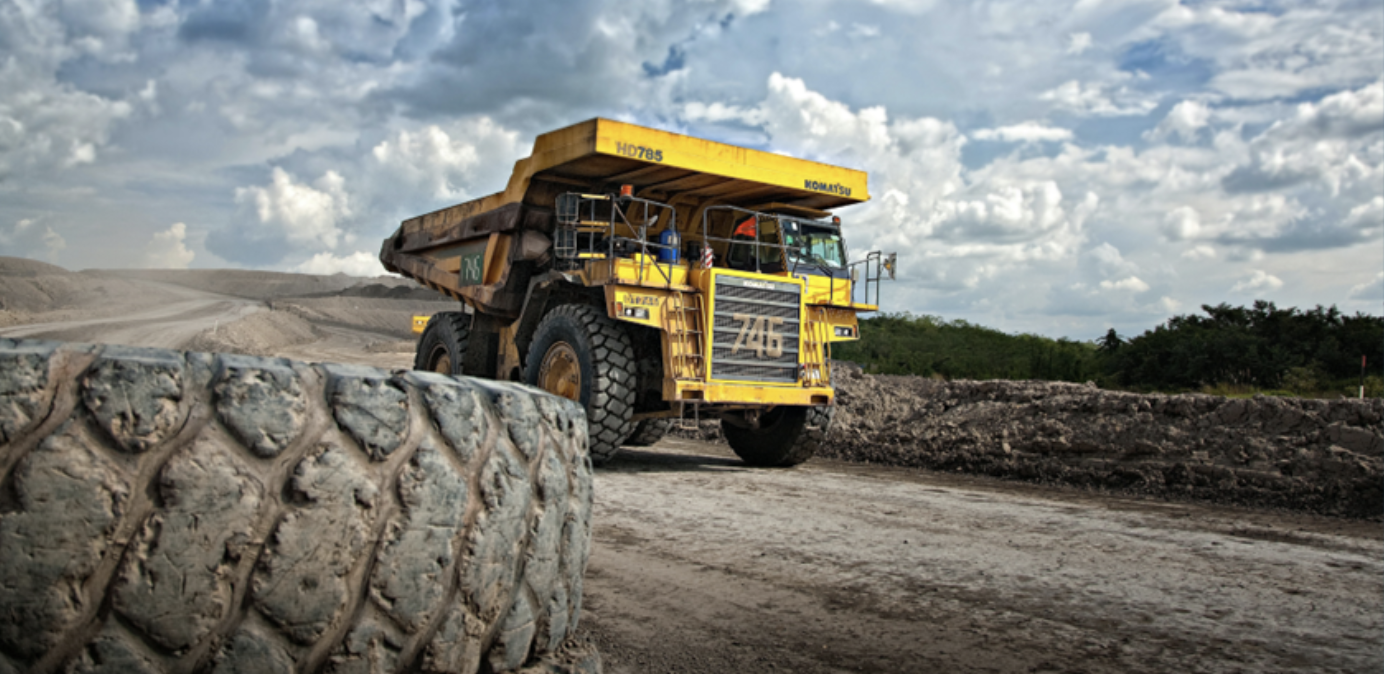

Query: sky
<box><xmin>0</xmin><ymin>0</ymin><xmax>1380</xmax><ymax>340</ymax></box>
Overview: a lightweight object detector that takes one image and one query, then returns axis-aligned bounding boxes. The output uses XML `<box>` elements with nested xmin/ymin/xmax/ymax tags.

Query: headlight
<box><xmin>834</xmin><ymin>326</ymin><xmax>854</xmax><ymax>337</ymax></box>
<box><xmin>623</xmin><ymin>307</ymin><xmax>650</xmax><ymax>320</ymax></box>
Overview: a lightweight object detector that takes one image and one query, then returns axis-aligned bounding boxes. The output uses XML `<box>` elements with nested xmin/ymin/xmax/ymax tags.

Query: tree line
<box><xmin>833</xmin><ymin>301</ymin><xmax>1384</xmax><ymax>397</ymax></box>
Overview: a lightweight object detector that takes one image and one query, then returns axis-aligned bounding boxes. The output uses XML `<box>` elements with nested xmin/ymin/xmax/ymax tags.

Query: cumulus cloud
<box><xmin>295</xmin><ymin>251</ymin><xmax>385</xmax><ymax>277</ymax></box>
<box><xmin>1146</xmin><ymin>100</ymin><xmax>1211</xmax><ymax>143</ymax></box>
<box><xmin>1161</xmin><ymin>206</ymin><xmax>1201</xmax><ymax>241</ymax></box>
<box><xmin>1222</xmin><ymin>80</ymin><xmax>1384</xmax><ymax>195</ymax></box>
<box><xmin>369</xmin><ymin>117</ymin><xmax>522</xmax><ymax>201</ymax></box>
<box><xmin>142</xmin><ymin>222</ymin><xmax>195</xmax><ymax>269</ymax></box>
<box><xmin>972</xmin><ymin>122</ymin><xmax>1073</xmax><ymax>144</ymax></box>
<box><xmin>1231</xmin><ymin>270</ymin><xmax>1284</xmax><ymax>294</ymax></box>
<box><xmin>235</xmin><ymin>168</ymin><xmax>352</xmax><ymax>249</ymax></box>
<box><xmin>0</xmin><ymin>218</ymin><xmax>66</xmax><ymax>262</ymax></box>
<box><xmin>1100</xmin><ymin>276</ymin><xmax>1150</xmax><ymax>293</ymax></box>
<box><xmin>1038</xmin><ymin>79</ymin><xmax>1158</xmax><ymax>117</ymax></box>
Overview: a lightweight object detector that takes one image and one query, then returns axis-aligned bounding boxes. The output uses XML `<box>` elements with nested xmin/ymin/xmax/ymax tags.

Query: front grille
<box><xmin>711</xmin><ymin>277</ymin><xmax>801</xmax><ymax>383</ymax></box>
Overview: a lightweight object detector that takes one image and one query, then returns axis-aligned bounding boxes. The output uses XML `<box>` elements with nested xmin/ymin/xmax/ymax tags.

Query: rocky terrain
<box><xmin>685</xmin><ymin>364</ymin><xmax>1384</xmax><ymax>519</ymax></box>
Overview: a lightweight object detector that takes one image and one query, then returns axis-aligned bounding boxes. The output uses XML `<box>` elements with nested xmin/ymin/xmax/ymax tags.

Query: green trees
<box><xmin>1107</xmin><ymin>301</ymin><xmax>1382</xmax><ymax>393</ymax></box>
<box><xmin>834</xmin><ymin>301</ymin><xmax>1383</xmax><ymax>397</ymax></box>
<box><xmin>832</xmin><ymin>313</ymin><xmax>1103</xmax><ymax>382</ymax></box>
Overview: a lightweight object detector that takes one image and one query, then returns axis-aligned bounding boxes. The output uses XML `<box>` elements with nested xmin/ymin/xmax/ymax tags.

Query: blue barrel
<box><xmin>658</xmin><ymin>228</ymin><xmax>681</xmax><ymax>263</ymax></box>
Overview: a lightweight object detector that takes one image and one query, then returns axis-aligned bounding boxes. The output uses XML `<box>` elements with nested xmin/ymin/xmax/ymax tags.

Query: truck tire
<box><xmin>524</xmin><ymin>305</ymin><xmax>636</xmax><ymax>465</ymax></box>
<box><xmin>722</xmin><ymin>405</ymin><xmax>833</xmax><ymax>467</ymax></box>
<box><xmin>0</xmin><ymin>339</ymin><xmax>599</xmax><ymax>674</ymax></box>
<box><xmin>622</xmin><ymin>418</ymin><xmax>671</xmax><ymax>447</ymax></box>
<box><xmin>414</xmin><ymin>311</ymin><xmax>470</xmax><ymax>375</ymax></box>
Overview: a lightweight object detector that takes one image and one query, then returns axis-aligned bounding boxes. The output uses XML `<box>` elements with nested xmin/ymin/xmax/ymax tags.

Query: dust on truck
<box><xmin>380</xmin><ymin>118</ymin><xmax>894</xmax><ymax>466</ymax></box>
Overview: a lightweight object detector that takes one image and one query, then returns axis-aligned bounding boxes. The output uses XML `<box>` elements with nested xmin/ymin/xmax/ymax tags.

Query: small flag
<box><xmin>734</xmin><ymin>216</ymin><xmax>757</xmax><ymax>238</ymax></box>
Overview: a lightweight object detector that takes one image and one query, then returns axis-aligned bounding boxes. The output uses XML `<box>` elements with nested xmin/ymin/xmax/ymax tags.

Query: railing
<box><xmin>554</xmin><ymin>191</ymin><xmax>682</xmax><ymax>289</ymax></box>
<box><xmin>848</xmin><ymin>251</ymin><xmax>896</xmax><ymax>307</ymax></box>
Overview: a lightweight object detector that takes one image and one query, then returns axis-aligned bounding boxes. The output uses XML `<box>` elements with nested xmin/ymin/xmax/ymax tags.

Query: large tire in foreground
<box><xmin>0</xmin><ymin>338</ymin><xmax>600</xmax><ymax>674</ymax></box>
<box><xmin>414</xmin><ymin>310</ymin><xmax>470</xmax><ymax>375</ymax></box>
<box><xmin>524</xmin><ymin>305</ymin><xmax>636</xmax><ymax>465</ymax></box>
<box><xmin>722</xmin><ymin>405</ymin><xmax>834</xmax><ymax>467</ymax></box>
<box><xmin>622</xmin><ymin>418</ymin><xmax>672</xmax><ymax>447</ymax></box>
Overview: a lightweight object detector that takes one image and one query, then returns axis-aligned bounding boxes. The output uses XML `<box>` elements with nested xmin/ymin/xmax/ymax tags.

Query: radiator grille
<box><xmin>711</xmin><ymin>277</ymin><xmax>801</xmax><ymax>383</ymax></box>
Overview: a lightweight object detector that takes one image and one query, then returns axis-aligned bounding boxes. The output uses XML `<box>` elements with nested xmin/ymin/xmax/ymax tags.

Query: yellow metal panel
<box><xmin>411</xmin><ymin>315</ymin><xmax>430</xmax><ymax>334</ymax></box>
<box><xmin>603</xmin><ymin>285</ymin><xmax>668</xmax><ymax>329</ymax></box>
<box><xmin>666</xmin><ymin>381</ymin><xmax>834</xmax><ymax>406</ymax></box>
<box><xmin>591</xmin><ymin>119</ymin><xmax>869</xmax><ymax>202</ymax></box>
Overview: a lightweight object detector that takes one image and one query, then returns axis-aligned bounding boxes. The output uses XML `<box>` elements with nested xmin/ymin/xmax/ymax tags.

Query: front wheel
<box><xmin>525</xmin><ymin>304</ymin><xmax>637</xmax><ymax>464</ymax></box>
<box><xmin>722</xmin><ymin>405</ymin><xmax>833</xmax><ymax>467</ymax></box>
<box><xmin>414</xmin><ymin>311</ymin><xmax>469</xmax><ymax>375</ymax></box>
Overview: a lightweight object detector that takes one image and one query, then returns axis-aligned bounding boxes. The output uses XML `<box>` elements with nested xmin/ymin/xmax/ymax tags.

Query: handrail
<box><xmin>554</xmin><ymin>191</ymin><xmax>682</xmax><ymax>289</ymax></box>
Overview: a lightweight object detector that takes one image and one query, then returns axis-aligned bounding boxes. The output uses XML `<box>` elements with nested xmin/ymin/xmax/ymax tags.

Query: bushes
<box><xmin>835</xmin><ymin>301</ymin><xmax>1383</xmax><ymax>398</ymax></box>
<box><xmin>1106</xmin><ymin>301</ymin><xmax>1383</xmax><ymax>394</ymax></box>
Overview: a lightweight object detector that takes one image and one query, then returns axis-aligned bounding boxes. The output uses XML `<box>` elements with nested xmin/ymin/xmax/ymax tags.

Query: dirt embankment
<box><xmin>182</xmin><ymin>309</ymin><xmax>321</xmax><ymax>356</ymax></box>
<box><xmin>680</xmin><ymin>366</ymin><xmax>1384</xmax><ymax>518</ymax></box>
<box><xmin>270</xmin><ymin>296</ymin><xmax>456</xmax><ymax>339</ymax></box>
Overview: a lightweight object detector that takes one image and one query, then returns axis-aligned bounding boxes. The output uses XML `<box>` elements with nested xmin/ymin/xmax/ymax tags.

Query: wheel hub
<box><xmin>538</xmin><ymin>342</ymin><xmax>581</xmax><ymax>401</ymax></box>
<box><xmin>431</xmin><ymin>346</ymin><xmax>453</xmax><ymax>375</ymax></box>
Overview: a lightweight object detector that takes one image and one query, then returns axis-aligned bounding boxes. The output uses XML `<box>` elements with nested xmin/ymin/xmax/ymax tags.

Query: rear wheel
<box><xmin>525</xmin><ymin>304</ymin><xmax>636</xmax><ymax>464</ymax></box>
<box><xmin>623</xmin><ymin>418</ymin><xmax>672</xmax><ymax>447</ymax></box>
<box><xmin>722</xmin><ymin>405</ymin><xmax>833</xmax><ymax>467</ymax></box>
<box><xmin>414</xmin><ymin>311</ymin><xmax>469</xmax><ymax>375</ymax></box>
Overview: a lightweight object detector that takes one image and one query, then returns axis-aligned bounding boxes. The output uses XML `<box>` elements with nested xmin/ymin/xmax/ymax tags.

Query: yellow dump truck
<box><xmin>380</xmin><ymin>118</ymin><xmax>893</xmax><ymax>465</ymax></box>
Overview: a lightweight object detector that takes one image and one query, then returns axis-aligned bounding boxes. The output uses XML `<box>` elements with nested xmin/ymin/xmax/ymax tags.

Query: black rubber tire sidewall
<box><xmin>723</xmin><ymin>405</ymin><xmax>833</xmax><ymax>467</ymax></box>
<box><xmin>524</xmin><ymin>305</ymin><xmax>636</xmax><ymax>464</ymax></box>
<box><xmin>414</xmin><ymin>311</ymin><xmax>469</xmax><ymax>375</ymax></box>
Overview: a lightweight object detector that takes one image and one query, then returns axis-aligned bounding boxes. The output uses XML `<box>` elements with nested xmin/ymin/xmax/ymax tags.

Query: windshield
<box><xmin>783</xmin><ymin>220</ymin><xmax>846</xmax><ymax>270</ymax></box>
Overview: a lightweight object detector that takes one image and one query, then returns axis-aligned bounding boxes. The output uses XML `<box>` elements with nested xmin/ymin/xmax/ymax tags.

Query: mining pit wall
<box><xmin>682</xmin><ymin>365</ymin><xmax>1384</xmax><ymax>519</ymax></box>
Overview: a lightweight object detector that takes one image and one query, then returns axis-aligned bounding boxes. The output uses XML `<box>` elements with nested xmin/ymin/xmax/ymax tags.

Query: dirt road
<box><xmin>2</xmin><ymin>262</ymin><xmax>1378</xmax><ymax>673</ymax></box>
<box><xmin>584</xmin><ymin>439</ymin><xmax>1381</xmax><ymax>674</ymax></box>
<box><xmin>0</xmin><ymin>281</ymin><xmax>263</xmax><ymax>348</ymax></box>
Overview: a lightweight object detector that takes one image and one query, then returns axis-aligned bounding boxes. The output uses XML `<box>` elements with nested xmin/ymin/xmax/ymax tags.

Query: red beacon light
<box><xmin>619</xmin><ymin>184</ymin><xmax>634</xmax><ymax>199</ymax></box>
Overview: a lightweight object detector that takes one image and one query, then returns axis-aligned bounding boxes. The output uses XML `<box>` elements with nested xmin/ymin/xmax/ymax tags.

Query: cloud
<box><xmin>234</xmin><ymin>167</ymin><xmax>352</xmax><ymax>249</ymax></box>
<box><xmin>1349</xmin><ymin>272</ymin><xmax>1384</xmax><ymax>301</ymax></box>
<box><xmin>1230</xmin><ymin>270</ymin><xmax>1284</xmax><ymax>294</ymax></box>
<box><xmin>1038</xmin><ymin>79</ymin><xmax>1158</xmax><ymax>117</ymax></box>
<box><xmin>1181</xmin><ymin>244</ymin><xmax>1215</xmax><ymax>260</ymax></box>
<box><xmin>0</xmin><ymin>218</ymin><xmax>66</xmax><ymax>262</ymax></box>
<box><xmin>1145</xmin><ymin>100</ymin><xmax>1210</xmax><ymax>143</ymax></box>
<box><xmin>1222</xmin><ymin>80</ymin><xmax>1384</xmax><ymax>195</ymax></box>
<box><xmin>972</xmin><ymin>122</ymin><xmax>1073</xmax><ymax>143</ymax></box>
<box><xmin>142</xmin><ymin>222</ymin><xmax>195</xmax><ymax>269</ymax></box>
<box><xmin>295</xmin><ymin>251</ymin><xmax>385</xmax><ymax>277</ymax></box>
<box><xmin>1161</xmin><ymin>206</ymin><xmax>1201</xmax><ymax>241</ymax></box>
<box><xmin>1100</xmin><ymin>276</ymin><xmax>1150</xmax><ymax>293</ymax></box>
<box><xmin>369</xmin><ymin>117</ymin><xmax>522</xmax><ymax>201</ymax></box>
<box><xmin>1066</xmin><ymin>32</ymin><xmax>1091</xmax><ymax>56</ymax></box>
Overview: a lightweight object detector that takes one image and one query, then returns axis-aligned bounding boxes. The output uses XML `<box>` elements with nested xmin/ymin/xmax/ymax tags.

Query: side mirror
<box><xmin>884</xmin><ymin>253</ymin><xmax>897</xmax><ymax>280</ymax></box>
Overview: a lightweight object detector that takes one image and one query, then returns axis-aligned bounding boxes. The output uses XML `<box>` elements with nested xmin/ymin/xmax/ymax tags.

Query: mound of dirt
<box><xmin>184</xmin><ymin>309</ymin><xmax>320</xmax><ymax>357</ymax></box>
<box><xmin>0</xmin><ymin>256</ymin><xmax>68</xmax><ymax>276</ymax></box>
<box><xmin>297</xmin><ymin>281</ymin><xmax>444</xmax><ymax>301</ymax></box>
<box><xmin>270</xmin><ymin>296</ymin><xmax>457</xmax><ymax>338</ymax></box>
<box><xmin>676</xmin><ymin>366</ymin><xmax>1384</xmax><ymax>518</ymax></box>
<box><xmin>91</xmin><ymin>269</ymin><xmax>405</xmax><ymax>301</ymax></box>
